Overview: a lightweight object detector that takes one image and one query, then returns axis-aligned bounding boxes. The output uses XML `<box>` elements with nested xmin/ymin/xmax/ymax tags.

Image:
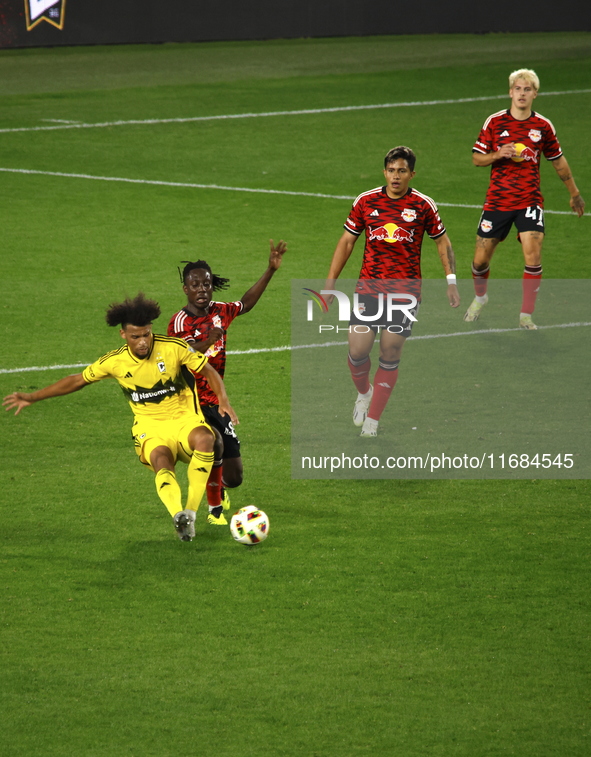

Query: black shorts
<box><xmin>477</xmin><ymin>206</ymin><xmax>545</xmax><ymax>240</ymax></box>
<box><xmin>348</xmin><ymin>293</ymin><xmax>419</xmax><ymax>338</ymax></box>
<box><xmin>201</xmin><ymin>404</ymin><xmax>241</xmax><ymax>459</ymax></box>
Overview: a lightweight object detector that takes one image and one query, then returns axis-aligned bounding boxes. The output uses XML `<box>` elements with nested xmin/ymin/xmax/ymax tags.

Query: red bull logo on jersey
<box><xmin>511</xmin><ymin>143</ymin><xmax>539</xmax><ymax>163</ymax></box>
<box><xmin>528</xmin><ymin>129</ymin><xmax>542</xmax><ymax>143</ymax></box>
<box><xmin>368</xmin><ymin>223</ymin><xmax>414</xmax><ymax>244</ymax></box>
<box><xmin>401</xmin><ymin>209</ymin><xmax>417</xmax><ymax>222</ymax></box>
<box><xmin>205</xmin><ymin>316</ymin><xmax>224</xmax><ymax>358</ymax></box>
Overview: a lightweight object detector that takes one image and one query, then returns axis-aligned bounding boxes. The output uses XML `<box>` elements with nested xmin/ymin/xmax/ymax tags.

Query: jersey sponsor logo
<box><xmin>528</xmin><ymin>129</ymin><xmax>542</xmax><ymax>142</ymax></box>
<box><xmin>123</xmin><ymin>377</ymin><xmax>183</xmax><ymax>405</ymax></box>
<box><xmin>511</xmin><ymin>144</ymin><xmax>539</xmax><ymax>163</ymax></box>
<box><xmin>368</xmin><ymin>223</ymin><xmax>414</xmax><ymax>244</ymax></box>
<box><xmin>480</xmin><ymin>219</ymin><xmax>493</xmax><ymax>233</ymax></box>
<box><xmin>25</xmin><ymin>0</ymin><xmax>66</xmax><ymax>30</ymax></box>
<box><xmin>401</xmin><ymin>209</ymin><xmax>417</xmax><ymax>222</ymax></box>
<box><xmin>205</xmin><ymin>316</ymin><xmax>224</xmax><ymax>358</ymax></box>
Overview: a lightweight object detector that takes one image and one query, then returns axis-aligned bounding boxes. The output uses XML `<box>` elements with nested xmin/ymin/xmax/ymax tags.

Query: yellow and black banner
<box><xmin>24</xmin><ymin>0</ymin><xmax>66</xmax><ymax>31</ymax></box>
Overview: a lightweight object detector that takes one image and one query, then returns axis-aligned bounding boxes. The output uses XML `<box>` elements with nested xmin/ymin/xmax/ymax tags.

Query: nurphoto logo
<box><xmin>303</xmin><ymin>288</ymin><xmax>418</xmax><ymax>321</ymax></box>
<box><xmin>302</xmin><ymin>287</ymin><xmax>418</xmax><ymax>335</ymax></box>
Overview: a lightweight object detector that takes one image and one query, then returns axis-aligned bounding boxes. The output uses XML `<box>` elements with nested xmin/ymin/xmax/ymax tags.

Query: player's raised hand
<box><xmin>269</xmin><ymin>239</ymin><xmax>287</xmax><ymax>270</ymax></box>
<box><xmin>570</xmin><ymin>193</ymin><xmax>585</xmax><ymax>217</ymax></box>
<box><xmin>3</xmin><ymin>392</ymin><xmax>32</xmax><ymax>416</ymax></box>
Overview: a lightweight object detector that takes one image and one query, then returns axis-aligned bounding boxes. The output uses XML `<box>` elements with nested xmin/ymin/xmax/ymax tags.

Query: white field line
<box><xmin>0</xmin><ymin>167</ymin><xmax>580</xmax><ymax>216</ymax></box>
<box><xmin>2</xmin><ymin>321</ymin><xmax>589</xmax><ymax>376</ymax></box>
<box><xmin>1</xmin><ymin>90</ymin><xmax>590</xmax><ymax>134</ymax></box>
<box><xmin>3</xmin><ymin>88</ymin><xmax>589</xmax><ymax>216</ymax></box>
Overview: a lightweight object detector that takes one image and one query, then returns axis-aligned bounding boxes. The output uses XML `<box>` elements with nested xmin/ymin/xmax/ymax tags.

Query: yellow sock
<box><xmin>154</xmin><ymin>468</ymin><xmax>183</xmax><ymax>517</ymax></box>
<box><xmin>187</xmin><ymin>450</ymin><xmax>214</xmax><ymax>511</ymax></box>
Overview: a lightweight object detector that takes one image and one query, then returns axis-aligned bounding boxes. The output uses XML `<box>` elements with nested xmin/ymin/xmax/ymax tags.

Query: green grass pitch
<box><xmin>1</xmin><ymin>33</ymin><xmax>590</xmax><ymax>756</ymax></box>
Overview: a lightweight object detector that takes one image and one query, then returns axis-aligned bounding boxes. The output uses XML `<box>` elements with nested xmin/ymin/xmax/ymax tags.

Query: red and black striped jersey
<box><xmin>167</xmin><ymin>300</ymin><xmax>243</xmax><ymax>406</ymax></box>
<box><xmin>344</xmin><ymin>186</ymin><xmax>445</xmax><ymax>294</ymax></box>
<box><xmin>473</xmin><ymin>109</ymin><xmax>562</xmax><ymax>211</ymax></box>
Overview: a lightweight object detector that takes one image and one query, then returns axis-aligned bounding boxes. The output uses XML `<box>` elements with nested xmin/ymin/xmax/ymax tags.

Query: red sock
<box><xmin>472</xmin><ymin>263</ymin><xmax>490</xmax><ymax>297</ymax></box>
<box><xmin>206</xmin><ymin>461</ymin><xmax>223</xmax><ymax>506</ymax></box>
<box><xmin>367</xmin><ymin>361</ymin><xmax>399</xmax><ymax>421</ymax></box>
<box><xmin>521</xmin><ymin>265</ymin><xmax>543</xmax><ymax>314</ymax></box>
<box><xmin>348</xmin><ymin>354</ymin><xmax>371</xmax><ymax>394</ymax></box>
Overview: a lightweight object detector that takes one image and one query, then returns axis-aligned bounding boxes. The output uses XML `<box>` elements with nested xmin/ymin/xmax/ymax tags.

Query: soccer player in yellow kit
<box><xmin>3</xmin><ymin>293</ymin><xmax>238</xmax><ymax>542</ymax></box>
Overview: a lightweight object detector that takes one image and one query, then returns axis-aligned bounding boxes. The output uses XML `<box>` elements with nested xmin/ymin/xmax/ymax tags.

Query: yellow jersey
<box><xmin>82</xmin><ymin>334</ymin><xmax>207</xmax><ymax>421</ymax></box>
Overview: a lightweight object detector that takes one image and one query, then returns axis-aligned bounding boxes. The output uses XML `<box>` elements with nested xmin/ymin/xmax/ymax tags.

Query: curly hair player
<box><xmin>3</xmin><ymin>293</ymin><xmax>238</xmax><ymax>543</ymax></box>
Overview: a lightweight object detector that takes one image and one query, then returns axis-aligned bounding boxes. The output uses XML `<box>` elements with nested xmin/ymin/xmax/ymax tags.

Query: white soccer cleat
<box><xmin>353</xmin><ymin>385</ymin><xmax>373</xmax><ymax>427</ymax></box>
<box><xmin>519</xmin><ymin>314</ymin><xmax>538</xmax><ymax>330</ymax></box>
<box><xmin>174</xmin><ymin>509</ymin><xmax>196</xmax><ymax>541</ymax></box>
<box><xmin>463</xmin><ymin>294</ymin><xmax>488</xmax><ymax>322</ymax></box>
<box><xmin>360</xmin><ymin>417</ymin><xmax>379</xmax><ymax>437</ymax></box>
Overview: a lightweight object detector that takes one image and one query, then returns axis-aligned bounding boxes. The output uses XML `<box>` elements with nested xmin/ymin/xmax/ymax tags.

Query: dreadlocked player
<box><xmin>168</xmin><ymin>239</ymin><xmax>287</xmax><ymax>524</ymax></box>
<box><xmin>3</xmin><ymin>293</ymin><xmax>238</xmax><ymax>543</ymax></box>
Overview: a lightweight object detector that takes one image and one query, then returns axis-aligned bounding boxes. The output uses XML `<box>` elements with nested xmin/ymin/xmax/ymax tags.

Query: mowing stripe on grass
<box><xmin>2</xmin><ymin>321</ymin><xmax>589</xmax><ymax>375</ymax></box>
<box><xmin>1</xmin><ymin>89</ymin><xmax>590</xmax><ymax>134</ymax></box>
<box><xmin>0</xmin><ymin>167</ymin><xmax>581</xmax><ymax>216</ymax></box>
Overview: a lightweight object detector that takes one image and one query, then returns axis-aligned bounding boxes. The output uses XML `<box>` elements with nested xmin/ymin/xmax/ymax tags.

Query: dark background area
<box><xmin>1</xmin><ymin>0</ymin><xmax>590</xmax><ymax>49</ymax></box>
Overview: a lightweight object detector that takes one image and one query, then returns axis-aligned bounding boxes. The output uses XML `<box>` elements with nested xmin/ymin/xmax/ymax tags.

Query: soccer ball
<box><xmin>230</xmin><ymin>506</ymin><xmax>269</xmax><ymax>545</ymax></box>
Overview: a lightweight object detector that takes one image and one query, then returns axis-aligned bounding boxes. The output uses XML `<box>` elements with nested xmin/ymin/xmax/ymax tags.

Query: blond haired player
<box><xmin>465</xmin><ymin>68</ymin><xmax>585</xmax><ymax>329</ymax></box>
<box><xmin>3</xmin><ymin>293</ymin><xmax>238</xmax><ymax>543</ymax></box>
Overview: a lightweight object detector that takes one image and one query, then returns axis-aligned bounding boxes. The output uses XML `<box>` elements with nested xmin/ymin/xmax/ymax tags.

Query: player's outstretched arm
<box><xmin>434</xmin><ymin>233</ymin><xmax>460</xmax><ymax>308</ymax></box>
<box><xmin>552</xmin><ymin>156</ymin><xmax>585</xmax><ymax>217</ymax></box>
<box><xmin>240</xmin><ymin>239</ymin><xmax>287</xmax><ymax>313</ymax></box>
<box><xmin>3</xmin><ymin>373</ymin><xmax>88</xmax><ymax>416</ymax></box>
<box><xmin>199</xmin><ymin>363</ymin><xmax>239</xmax><ymax>425</ymax></box>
